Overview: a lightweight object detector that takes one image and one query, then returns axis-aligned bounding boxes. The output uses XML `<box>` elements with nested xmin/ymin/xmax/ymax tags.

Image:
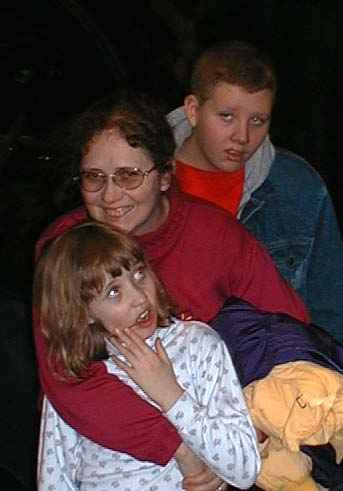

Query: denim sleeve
<box><xmin>306</xmin><ymin>189</ymin><xmax>343</xmax><ymax>343</ymax></box>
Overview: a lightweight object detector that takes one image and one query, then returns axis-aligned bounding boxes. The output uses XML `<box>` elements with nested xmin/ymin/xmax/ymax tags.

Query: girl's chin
<box><xmin>133</xmin><ymin>324</ymin><xmax>157</xmax><ymax>338</ymax></box>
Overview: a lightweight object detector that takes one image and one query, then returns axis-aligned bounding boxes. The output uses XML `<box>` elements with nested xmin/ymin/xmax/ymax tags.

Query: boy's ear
<box><xmin>184</xmin><ymin>94</ymin><xmax>200</xmax><ymax>128</ymax></box>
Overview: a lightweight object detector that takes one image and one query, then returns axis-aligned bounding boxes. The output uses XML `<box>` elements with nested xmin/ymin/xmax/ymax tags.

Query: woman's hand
<box><xmin>174</xmin><ymin>442</ymin><xmax>228</xmax><ymax>491</ymax></box>
<box><xmin>174</xmin><ymin>442</ymin><xmax>206</xmax><ymax>478</ymax></box>
<box><xmin>183</xmin><ymin>469</ymin><xmax>228</xmax><ymax>491</ymax></box>
<box><xmin>111</xmin><ymin>327</ymin><xmax>184</xmax><ymax>411</ymax></box>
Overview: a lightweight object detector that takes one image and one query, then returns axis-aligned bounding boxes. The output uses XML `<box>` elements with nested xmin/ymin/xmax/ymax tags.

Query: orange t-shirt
<box><xmin>175</xmin><ymin>160</ymin><xmax>244</xmax><ymax>216</ymax></box>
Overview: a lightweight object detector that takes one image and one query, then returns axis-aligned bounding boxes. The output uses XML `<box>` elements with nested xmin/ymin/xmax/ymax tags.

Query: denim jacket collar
<box><xmin>239</xmin><ymin>136</ymin><xmax>275</xmax><ymax>217</ymax></box>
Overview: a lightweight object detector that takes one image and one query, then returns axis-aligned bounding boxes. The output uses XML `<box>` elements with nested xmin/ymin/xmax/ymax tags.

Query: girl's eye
<box><xmin>133</xmin><ymin>267</ymin><xmax>146</xmax><ymax>282</ymax></box>
<box><xmin>108</xmin><ymin>287</ymin><xmax>119</xmax><ymax>299</ymax></box>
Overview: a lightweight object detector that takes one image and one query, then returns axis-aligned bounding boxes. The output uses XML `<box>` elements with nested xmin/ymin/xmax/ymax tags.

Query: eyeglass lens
<box><xmin>80</xmin><ymin>168</ymin><xmax>145</xmax><ymax>191</ymax></box>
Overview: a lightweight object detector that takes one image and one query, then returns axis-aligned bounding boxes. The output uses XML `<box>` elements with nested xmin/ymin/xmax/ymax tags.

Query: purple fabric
<box><xmin>210</xmin><ymin>298</ymin><xmax>343</xmax><ymax>488</ymax></box>
<box><xmin>302</xmin><ymin>444</ymin><xmax>343</xmax><ymax>488</ymax></box>
<box><xmin>210</xmin><ymin>298</ymin><xmax>343</xmax><ymax>387</ymax></box>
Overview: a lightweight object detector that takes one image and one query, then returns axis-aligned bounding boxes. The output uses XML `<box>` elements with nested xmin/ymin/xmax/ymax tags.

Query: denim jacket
<box><xmin>241</xmin><ymin>147</ymin><xmax>343</xmax><ymax>342</ymax></box>
<box><xmin>167</xmin><ymin>106</ymin><xmax>343</xmax><ymax>342</ymax></box>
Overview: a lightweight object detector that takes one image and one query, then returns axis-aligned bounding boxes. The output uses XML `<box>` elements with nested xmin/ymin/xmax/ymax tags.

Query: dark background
<box><xmin>0</xmin><ymin>1</ymin><xmax>342</xmax><ymax>489</ymax></box>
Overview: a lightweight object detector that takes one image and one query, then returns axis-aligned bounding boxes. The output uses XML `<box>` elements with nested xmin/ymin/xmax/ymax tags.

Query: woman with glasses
<box><xmin>70</xmin><ymin>96</ymin><xmax>173</xmax><ymax>237</ymax></box>
<box><xmin>34</xmin><ymin>90</ymin><xmax>309</xmax><ymax>490</ymax></box>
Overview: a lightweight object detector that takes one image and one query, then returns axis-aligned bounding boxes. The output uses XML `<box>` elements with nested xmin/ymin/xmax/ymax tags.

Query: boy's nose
<box><xmin>232</xmin><ymin>122</ymin><xmax>249</xmax><ymax>144</ymax></box>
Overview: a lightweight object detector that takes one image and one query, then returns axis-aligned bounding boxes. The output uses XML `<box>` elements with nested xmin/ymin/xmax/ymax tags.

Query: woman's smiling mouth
<box><xmin>103</xmin><ymin>205</ymin><xmax>134</xmax><ymax>218</ymax></box>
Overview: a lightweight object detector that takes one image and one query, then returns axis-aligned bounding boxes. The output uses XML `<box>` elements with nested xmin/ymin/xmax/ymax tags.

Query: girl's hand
<box><xmin>111</xmin><ymin>328</ymin><xmax>184</xmax><ymax>411</ymax></box>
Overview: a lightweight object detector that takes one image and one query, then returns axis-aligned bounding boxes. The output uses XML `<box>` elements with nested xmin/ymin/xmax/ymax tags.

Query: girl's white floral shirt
<box><xmin>37</xmin><ymin>319</ymin><xmax>260</xmax><ymax>490</ymax></box>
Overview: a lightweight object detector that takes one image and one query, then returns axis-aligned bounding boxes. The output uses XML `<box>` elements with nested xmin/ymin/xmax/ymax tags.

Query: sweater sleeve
<box><xmin>33</xmin><ymin>309</ymin><xmax>181</xmax><ymax>463</ymax></box>
<box><xmin>227</xmin><ymin>225</ymin><xmax>310</xmax><ymax>324</ymax></box>
<box><xmin>165</xmin><ymin>326</ymin><xmax>260</xmax><ymax>489</ymax></box>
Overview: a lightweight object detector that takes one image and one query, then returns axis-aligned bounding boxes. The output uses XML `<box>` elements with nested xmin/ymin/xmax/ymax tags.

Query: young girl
<box><xmin>33</xmin><ymin>220</ymin><xmax>260</xmax><ymax>491</ymax></box>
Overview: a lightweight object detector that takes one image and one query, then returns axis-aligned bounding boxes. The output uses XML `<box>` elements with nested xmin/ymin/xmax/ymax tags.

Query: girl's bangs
<box><xmin>78</xmin><ymin>234</ymin><xmax>145</xmax><ymax>299</ymax></box>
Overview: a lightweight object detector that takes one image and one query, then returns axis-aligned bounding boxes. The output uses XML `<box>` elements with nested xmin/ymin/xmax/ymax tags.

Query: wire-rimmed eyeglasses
<box><xmin>73</xmin><ymin>166</ymin><xmax>157</xmax><ymax>192</ymax></box>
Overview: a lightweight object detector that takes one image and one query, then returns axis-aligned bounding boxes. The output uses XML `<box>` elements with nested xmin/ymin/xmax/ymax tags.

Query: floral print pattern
<box><xmin>38</xmin><ymin>320</ymin><xmax>260</xmax><ymax>490</ymax></box>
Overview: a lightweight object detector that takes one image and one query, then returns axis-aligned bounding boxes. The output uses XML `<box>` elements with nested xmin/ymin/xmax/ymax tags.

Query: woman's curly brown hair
<box><xmin>50</xmin><ymin>90</ymin><xmax>176</xmax><ymax>210</ymax></box>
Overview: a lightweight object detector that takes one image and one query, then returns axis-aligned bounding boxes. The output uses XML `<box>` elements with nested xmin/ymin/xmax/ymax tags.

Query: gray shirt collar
<box><xmin>167</xmin><ymin>105</ymin><xmax>275</xmax><ymax>217</ymax></box>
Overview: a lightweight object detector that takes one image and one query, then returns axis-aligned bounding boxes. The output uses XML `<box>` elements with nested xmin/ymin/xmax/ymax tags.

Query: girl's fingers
<box><xmin>110</xmin><ymin>335</ymin><xmax>125</xmax><ymax>350</ymax></box>
<box><xmin>113</xmin><ymin>329</ymin><xmax>144</xmax><ymax>356</ymax></box>
<box><xmin>111</xmin><ymin>329</ymin><xmax>159</xmax><ymax>370</ymax></box>
<box><xmin>115</xmin><ymin>328</ymin><xmax>150</xmax><ymax>354</ymax></box>
<box><xmin>110</xmin><ymin>337</ymin><xmax>132</xmax><ymax>359</ymax></box>
<box><xmin>112</xmin><ymin>355</ymin><xmax>133</xmax><ymax>372</ymax></box>
<box><xmin>155</xmin><ymin>338</ymin><xmax>171</xmax><ymax>363</ymax></box>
